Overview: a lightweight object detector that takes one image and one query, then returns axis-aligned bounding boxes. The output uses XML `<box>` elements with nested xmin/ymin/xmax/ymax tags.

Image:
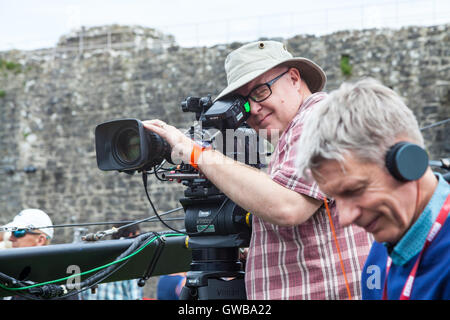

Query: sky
<box><xmin>0</xmin><ymin>0</ymin><xmax>449</xmax><ymax>51</ymax></box>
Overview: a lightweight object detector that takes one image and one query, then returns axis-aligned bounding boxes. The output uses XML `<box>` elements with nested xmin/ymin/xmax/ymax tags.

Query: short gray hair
<box><xmin>296</xmin><ymin>78</ymin><xmax>424</xmax><ymax>175</ymax></box>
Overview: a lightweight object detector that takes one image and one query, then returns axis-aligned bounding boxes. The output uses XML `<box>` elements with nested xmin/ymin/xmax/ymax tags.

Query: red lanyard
<box><xmin>382</xmin><ymin>194</ymin><xmax>450</xmax><ymax>300</ymax></box>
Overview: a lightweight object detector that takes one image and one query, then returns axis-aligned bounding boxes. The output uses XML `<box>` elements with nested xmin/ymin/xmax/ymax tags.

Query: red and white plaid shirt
<box><xmin>245</xmin><ymin>92</ymin><xmax>374</xmax><ymax>300</ymax></box>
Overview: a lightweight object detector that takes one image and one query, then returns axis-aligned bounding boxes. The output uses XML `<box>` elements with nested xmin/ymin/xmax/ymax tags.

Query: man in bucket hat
<box><xmin>143</xmin><ymin>41</ymin><xmax>372</xmax><ymax>299</ymax></box>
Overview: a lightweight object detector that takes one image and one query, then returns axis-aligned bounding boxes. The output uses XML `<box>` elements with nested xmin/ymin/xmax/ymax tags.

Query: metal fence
<box><xmin>1</xmin><ymin>0</ymin><xmax>449</xmax><ymax>52</ymax></box>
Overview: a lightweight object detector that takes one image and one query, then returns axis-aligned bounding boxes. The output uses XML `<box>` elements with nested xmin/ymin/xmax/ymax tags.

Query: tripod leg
<box><xmin>197</xmin><ymin>277</ymin><xmax>247</xmax><ymax>300</ymax></box>
<box><xmin>179</xmin><ymin>285</ymin><xmax>197</xmax><ymax>300</ymax></box>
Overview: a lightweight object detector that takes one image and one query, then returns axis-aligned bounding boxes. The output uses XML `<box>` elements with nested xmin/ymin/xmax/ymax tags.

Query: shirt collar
<box><xmin>283</xmin><ymin>92</ymin><xmax>327</xmax><ymax>134</ymax></box>
<box><xmin>387</xmin><ymin>172</ymin><xmax>450</xmax><ymax>266</ymax></box>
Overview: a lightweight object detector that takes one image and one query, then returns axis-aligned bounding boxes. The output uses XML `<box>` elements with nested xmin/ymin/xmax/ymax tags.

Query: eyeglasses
<box><xmin>245</xmin><ymin>70</ymin><xmax>290</xmax><ymax>103</ymax></box>
<box><xmin>12</xmin><ymin>229</ymin><xmax>42</xmax><ymax>238</ymax></box>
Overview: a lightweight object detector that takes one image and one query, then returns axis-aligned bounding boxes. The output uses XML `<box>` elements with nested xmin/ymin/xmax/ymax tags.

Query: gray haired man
<box><xmin>296</xmin><ymin>78</ymin><xmax>450</xmax><ymax>299</ymax></box>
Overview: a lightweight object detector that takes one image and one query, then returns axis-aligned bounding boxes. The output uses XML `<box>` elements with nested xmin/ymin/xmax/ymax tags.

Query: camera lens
<box><xmin>115</xmin><ymin>128</ymin><xmax>141</xmax><ymax>163</ymax></box>
<box><xmin>96</xmin><ymin>118</ymin><xmax>173</xmax><ymax>172</ymax></box>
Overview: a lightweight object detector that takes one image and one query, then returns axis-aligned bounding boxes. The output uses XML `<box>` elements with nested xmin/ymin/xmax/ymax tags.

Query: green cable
<box><xmin>0</xmin><ymin>233</ymin><xmax>184</xmax><ymax>291</ymax></box>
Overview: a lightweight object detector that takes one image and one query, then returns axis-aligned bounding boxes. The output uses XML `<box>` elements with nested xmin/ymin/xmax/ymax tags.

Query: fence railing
<box><xmin>1</xmin><ymin>0</ymin><xmax>449</xmax><ymax>52</ymax></box>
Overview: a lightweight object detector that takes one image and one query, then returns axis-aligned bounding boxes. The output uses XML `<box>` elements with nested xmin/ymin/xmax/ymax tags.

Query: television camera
<box><xmin>94</xmin><ymin>94</ymin><xmax>264</xmax><ymax>300</ymax></box>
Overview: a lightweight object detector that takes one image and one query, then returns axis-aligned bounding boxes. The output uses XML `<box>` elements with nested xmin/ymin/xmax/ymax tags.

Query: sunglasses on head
<box><xmin>12</xmin><ymin>229</ymin><xmax>42</xmax><ymax>238</ymax></box>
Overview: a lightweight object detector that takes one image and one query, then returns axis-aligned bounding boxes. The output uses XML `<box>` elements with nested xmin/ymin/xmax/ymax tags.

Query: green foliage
<box><xmin>340</xmin><ymin>55</ymin><xmax>353</xmax><ymax>77</ymax></box>
<box><xmin>0</xmin><ymin>59</ymin><xmax>22</xmax><ymax>74</ymax></box>
<box><xmin>0</xmin><ymin>90</ymin><xmax>5</xmax><ymax>98</ymax></box>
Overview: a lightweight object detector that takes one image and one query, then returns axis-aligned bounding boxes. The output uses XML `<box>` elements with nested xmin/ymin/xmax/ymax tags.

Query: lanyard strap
<box><xmin>382</xmin><ymin>193</ymin><xmax>450</xmax><ymax>300</ymax></box>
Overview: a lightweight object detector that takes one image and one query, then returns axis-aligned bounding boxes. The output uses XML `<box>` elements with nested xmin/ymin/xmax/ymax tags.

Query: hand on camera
<box><xmin>142</xmin><ymin>119</ymin><xmax>195</xmax><ymax>165</ymax></box>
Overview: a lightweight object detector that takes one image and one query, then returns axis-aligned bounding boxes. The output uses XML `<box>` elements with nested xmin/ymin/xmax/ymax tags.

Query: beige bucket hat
<box><xmin>215</xmin><ymin>40</ymin><xmax>326</xmax><ymax>101</ymax></box>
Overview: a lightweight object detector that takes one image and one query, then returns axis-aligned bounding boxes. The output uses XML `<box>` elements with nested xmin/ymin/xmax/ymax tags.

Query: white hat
<box><xmin>215</xmin><ymin>40</ymin><xmax>326</xmax><ymax>102</ymax></box>
<box><xmin>2</xmin><ymin>209</ymin><xmax>53</xmax><ymax>239</ymax></box>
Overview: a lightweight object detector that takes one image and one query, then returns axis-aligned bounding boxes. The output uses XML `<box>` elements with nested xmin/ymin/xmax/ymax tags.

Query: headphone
<box><xmin>385</xmin><ymin>142</ymin><xmax>429</xmax><ymax>182</ymax></box>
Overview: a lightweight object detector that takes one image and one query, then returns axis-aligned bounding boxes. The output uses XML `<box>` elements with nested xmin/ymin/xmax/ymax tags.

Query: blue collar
<box><xmin>386</xmin><ymin>173</ymin><xmax>450</xmax><ymax>266</ymax></box>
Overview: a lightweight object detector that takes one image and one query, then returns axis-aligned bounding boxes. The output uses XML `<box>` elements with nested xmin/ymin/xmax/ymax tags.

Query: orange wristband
<box><xmin>190</xmin><ymin>143</ymin><xmax>210</xmax><ymax>170</ymax></box>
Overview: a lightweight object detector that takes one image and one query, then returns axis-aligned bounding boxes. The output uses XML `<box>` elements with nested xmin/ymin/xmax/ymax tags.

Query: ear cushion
<box><xmin>385</xmin><ymin>142</ymin><xmax>429</xmax><ymax>181</ymax></box>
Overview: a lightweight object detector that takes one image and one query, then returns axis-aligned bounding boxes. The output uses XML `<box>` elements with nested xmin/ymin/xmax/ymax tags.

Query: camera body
<box><xmin>93</xmin><ymin>94</ymin><xmax>262</xmax><ymax>299</ymax></box>
<box><xmin>95</xmin><ymin>94</ymin><xmax>257</xmax><ymax>264</ymax></box>
<box><xmin>95</xmin><ymin>95</ymin><xmax>251</xmax><ymax>173</ymax></box>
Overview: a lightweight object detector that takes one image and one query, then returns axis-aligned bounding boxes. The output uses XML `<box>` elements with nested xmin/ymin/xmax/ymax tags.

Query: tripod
<box><xmin>176</xmin><ymin>182</ymin><xmax>251</xmax><ymax>300</ymax></box>
<box><xmin>179</xmin><ymin>247</ymin><xmax>246</xmax><ymax>300</ymax></box>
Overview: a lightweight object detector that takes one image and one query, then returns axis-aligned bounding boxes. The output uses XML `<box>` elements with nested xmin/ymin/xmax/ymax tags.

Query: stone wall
<box><xmin>0</xmin><ymin>24</ymin><xmax>449</xmax><ymax>298</ymax></box>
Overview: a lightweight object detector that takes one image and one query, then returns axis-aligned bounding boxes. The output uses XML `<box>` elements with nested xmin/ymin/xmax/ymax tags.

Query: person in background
<box><xmin>296</xmin><ymin>78</ymin><xmax>450</xmax><ymax>299</ymax></box>
<box><xmin>2</xmin><ymin>209</ymin><xmax>53</xmax><ymax>248</ymax></box>
<box><xmin>81</xmin><ymin>223</ymin><xmax>144</xmax><ymax>300</ymax></box>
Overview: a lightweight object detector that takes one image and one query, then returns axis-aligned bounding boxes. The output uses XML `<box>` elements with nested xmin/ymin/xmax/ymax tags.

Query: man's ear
<box><xmin>288</xmin><ymin>67</ymin><xmax>301</xmax><ymax>86</ymax></box>
<box><xmin>36</xmin><ymin>233</ymin><xmax>48</xmax><ymax>246</ymax></box>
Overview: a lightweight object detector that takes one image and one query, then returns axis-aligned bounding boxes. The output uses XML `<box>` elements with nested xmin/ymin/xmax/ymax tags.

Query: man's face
<box><xmin>9</xmin><ymin>230</ymin><xmax>48</xmax><ymax>248</ymax></box>
<box><xmin>236</xmin><ymin>67</ymin><xmax>303</xmax><ymax>139</ymax></box>
<box><xmin>312</xmin><ymin>154</ymin><xmax>418</xmax><ymax>244</ymax></box>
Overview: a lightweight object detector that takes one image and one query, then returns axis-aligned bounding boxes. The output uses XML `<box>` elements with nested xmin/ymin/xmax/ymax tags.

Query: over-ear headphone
<box><xmin>385</xmin><ymin>142</ymin><xmax>429</xmax><ymax>181</ymax></box>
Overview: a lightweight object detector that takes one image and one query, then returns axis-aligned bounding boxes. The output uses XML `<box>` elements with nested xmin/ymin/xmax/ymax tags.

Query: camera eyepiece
<box><xmin>181</xmin><ymin>96</ymin><xmax>213</xmax><ymax>114</ymax></box>
<box><xmin>181</xmin><ymin>95</ymin><xmax>250</xmax><ymax>129</ymax></box>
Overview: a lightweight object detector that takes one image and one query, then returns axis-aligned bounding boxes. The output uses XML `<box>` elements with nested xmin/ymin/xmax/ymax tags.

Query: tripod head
<box><xmin>168</xmin><ymin>95</ymin><xmax>259</xmax><ymax>299</ymax></box>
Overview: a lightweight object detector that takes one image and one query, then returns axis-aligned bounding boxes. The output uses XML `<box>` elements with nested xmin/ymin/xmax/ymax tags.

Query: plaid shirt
<box><xmin>245</xmin><ymin>92</ymin><xmax>374</xmax><ymax>300</ymax></box>
<box><xmin>81</xmin><ymin>279</ymin><xmax>143</xmax><ymax>300</ymax></box>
